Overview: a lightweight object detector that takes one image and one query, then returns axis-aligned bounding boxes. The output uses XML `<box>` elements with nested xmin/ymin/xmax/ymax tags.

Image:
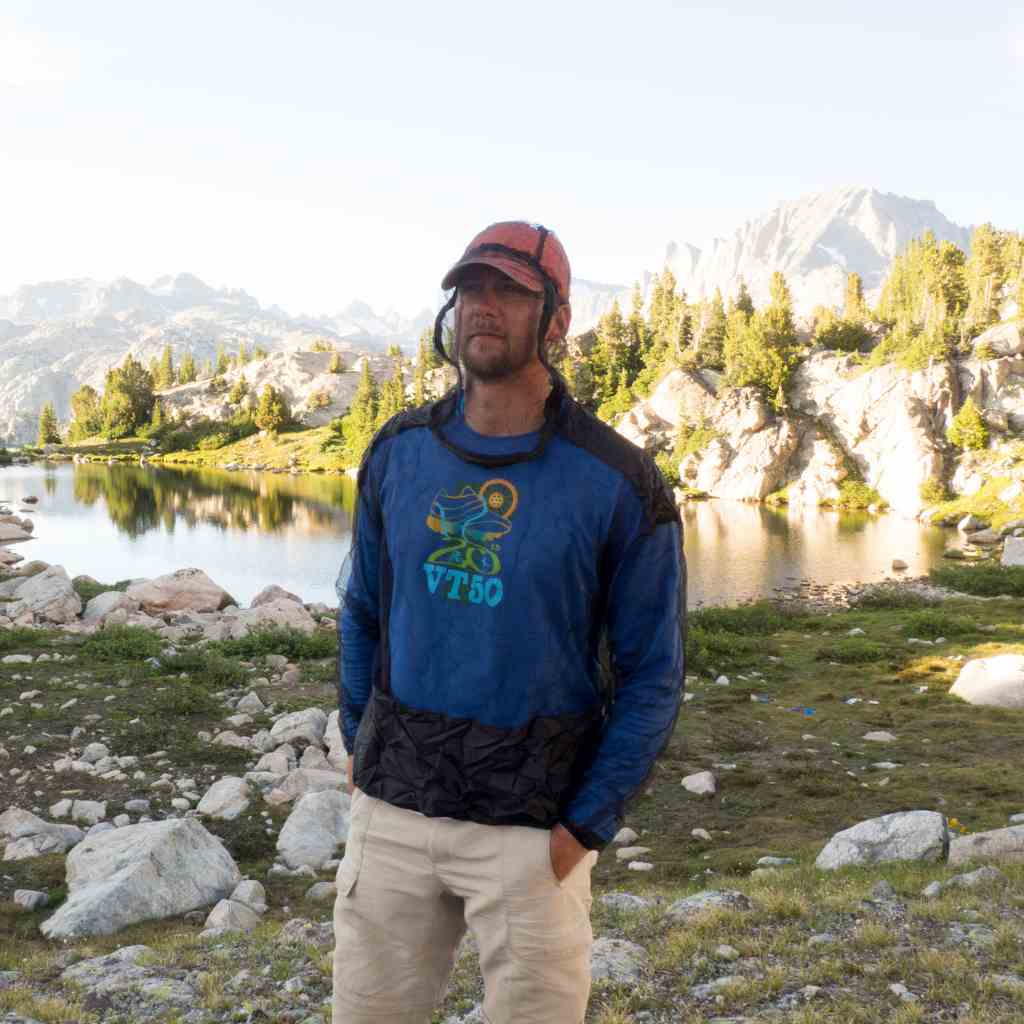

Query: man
<box><xmin>334</xmin><ymin>221</ymin><xmax>685</xmax><ymax>1024</ymax></box>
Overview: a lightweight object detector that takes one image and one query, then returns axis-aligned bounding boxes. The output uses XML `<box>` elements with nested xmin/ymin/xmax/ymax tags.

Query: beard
<box><xmin>459</xmin><ymin>332</ymin><xmax>536</xmax><ymax>382</ymax></box>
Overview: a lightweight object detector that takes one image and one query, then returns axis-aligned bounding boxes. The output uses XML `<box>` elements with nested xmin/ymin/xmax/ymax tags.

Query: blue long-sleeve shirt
<box><xmin>339</xmin><ymin>394</ymin><xmax>685</xmax><ymax>848</ymax></box>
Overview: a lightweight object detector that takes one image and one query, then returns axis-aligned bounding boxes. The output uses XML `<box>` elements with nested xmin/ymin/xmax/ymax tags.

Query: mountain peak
<box><xmin>663</xmin><ymin>187</ymin><xmax>970</xmax><ymax>313</ymax></box>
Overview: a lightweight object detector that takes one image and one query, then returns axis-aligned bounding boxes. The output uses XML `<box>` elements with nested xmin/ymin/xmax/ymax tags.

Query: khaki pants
<box><xmin>332</xmin><ymin>789</ymin><xmax>598</xmax><ymax>1023</ymax></box>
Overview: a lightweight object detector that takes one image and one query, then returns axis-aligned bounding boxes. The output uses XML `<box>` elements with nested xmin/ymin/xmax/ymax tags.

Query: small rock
<box><xmin>888</xmin><ymin>982</ymin><xmax>917</xmax><ymax>1003</ymax></box>
<box><xmin>871</xmin><ymin>880</ymin><xmax>897</xmax><ymax>900</ymax></box>
<box><xmin>615</xmin><ymin>846</ymin><xmax>651</xmax><ymax>861</ymax></box>
<box><xmin>13</xmin><ymin>889</ymin><xmax>49</xmax><ymax>911</ymax></box>
<box><xmin>682</xmin><ymin>771</ymin><xmax>717</xmax><ymax>796</ymax></box>
<box><xmin>665</xmin><ymin>890</ymin><xmax>751</xmax><ymax>923</ymax></box>
<box><xmin>863</xmin><ymin>731</ymin><xmax>897</xmax><ymax>743</ymax></box>
<box><xmin>715</xmin><ymin>944</ymin><xmax>740</xmax><ymax>961</ymax></box>
<box><xmin>612</xmin><ymin>827</ymin><xmax>639</xmax><ymax>845</ymax></box>
<box><xmin>691</xmin><ymin>828</ymin><xmax>712</xmax><ymax>841</ymax></box>
<box><xmin>304</xmin><ymin>881</ymin><xmax>337</xmax><ymax>903</ymax></box>
<box><xmin>627</xmin><ymin>861</ymin><xmax>654</xmax><ymax>871</ymax></box>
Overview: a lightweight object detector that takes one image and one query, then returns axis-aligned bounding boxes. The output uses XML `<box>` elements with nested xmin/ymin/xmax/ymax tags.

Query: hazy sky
<box><xmin>2</xmin><ymin>1</ymin><xmax>1021</xmax><ymax>317</ymax></box>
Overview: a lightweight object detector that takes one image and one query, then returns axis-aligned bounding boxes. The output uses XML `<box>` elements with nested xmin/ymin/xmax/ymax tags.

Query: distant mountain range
<box><xmin>660</xmin><ymin>185</ymin><xmax>972</xmax><ymax>313</ymax></box>
<box><xmin>0</xmin><ymin>188</ymin><xmax>982</xmax><ymax>444</ymax></box>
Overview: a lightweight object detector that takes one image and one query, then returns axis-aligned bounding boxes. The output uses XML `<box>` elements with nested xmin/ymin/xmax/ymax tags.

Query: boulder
<box><xmin>82</xmin><ymin>590</ymin><xmax>140</xmax><ymax>624</ymax></box>
<box><xmin>277</xmin><ymin>789</ymin><xmax>351</xmax><ymax>869</ymax></box>
<box><xmin>5</xmin><ymin>565</ymin><xmax>81</xmax><ymax>624</ymax></box>
<box><xmin>125</xmin><ymin>568</ymin><xmax>236</xmax><ymax>614</ymax></box>
<box><xmin>0</xmin><ymin>523</ymin><xmax>31</xmax><ymax>544</ymax></box>
<box><xmin>950</xmin><ymin>655</ymin><xmax>1024</xmax><ymax>710</ymax></box>
<box><xmin>958</xmin><ymin>514</ymin><xmax>986</xmax><ymax>533</ymax></box>
<box><xmin>589</xmin><ymin>937</ymin><xmax>649</xmax><ymax>983</ymax></box>
<box><xmin>1002</xmin><ymin>536</ymin><xmax>1024</xmax><ymax>568</ymax></box>
<box><xmin>815</xmin><ymin>810</ymin><xmax>947</xmax><ymax>870</ymax></box>
<box><xmin>664</xmin><ymin>890</ymin><xmax>752</xmax><ymax>923</ymax></box>
<box><xmin>61</xmin><ymin>945</ymin><xmax>196</xmax><ymax>1007</ymax></box>
<box><xmin>0</xmin><ymin>808</ymin><xmax>83</xmax><ymax>861</ymax></box>
<box><xmin>231</xmin><ymin>879</ymin><xmax>267</xmax><ymax>914</ymax></box>
<box><xmin>973</xmin><ymin>320</ymin><xmax>1023</xmax><ymax>358</ymax></box>
<box><xmin>196</xmin><ymin>777</ymin><xmax>252</xmax><ymax>821</ymax></box>
<box><xmin>269</xmin><ymin>708</ymin><xmax>328</xmax><ymax>747</ymax></box>
<box><xmin>250</xmin><ymin>584</ymin><xmax>303</xmax><ymax>607</ymax></box>
<box><xmin>40</xmin><ymin>818</ymin><xmax>240</xmax><ymax>939</ymax></box>
<box><xmin>223</xmin><ymin>598</ymin><xmax>318</xmax><ymax>636</ymax></box>
<box><xmin>204</xmin><ymin>898</ymin><xmax>261</xmax><ymax>932</ymax></box>
<box><xmin>276</xmin><ymin>767</ymin><xmax>345</xmax><ymax>802</ymax></box>
<box><xmin>948</xmin><ymin>825</ymin><xmax>1024</xmax><ymax>867</ymax></box>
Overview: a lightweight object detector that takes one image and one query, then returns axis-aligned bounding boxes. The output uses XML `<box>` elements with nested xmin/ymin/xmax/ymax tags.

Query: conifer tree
<box><xmin>732</xmin><ymin>279</ymin><xmax>755</xmax><ymax>319</ymax></box>
<box><xmin>254</xmin><ymin>384</ymin><xmax>288</xmax><ymax>434</ymax></box>
<box><xmin>375</xmin><ymin>347</ymin><xmax>407</xmax><ymax>429</ymax></box>
<box><xmin>178</xmin><ymin>351</ymin><xmax>197</xmax><ymax>384</ymax></box>
<box><xmin>335</xmin><ymin>361</ymin><xmax>379</xmax><ymax>465</ymax></box>
<box><xmin>328</xmin><ymin>351</ymin><xmax>345</xmax><ymax>374</ymax></box>
<box><xmin>100</xmin><ymin>355</ymin><xmax>155</xmax><ymax>439</ymax></box>
<box><xmin>228</xmin><ymin>377</ymin><xmax>249</xmax><ymax>405</ymax></box>
<box><xmin>237</xmin><ymin>341</ymin><xmax>250</xmax><ymax>366</ymax></box>
<box><xmin>68</xmin><ymin>385</ymin><xmax>102</xmax><ymax>442</ymax></box>
<box><xmin>696</xmin><ymin>290</ymin><xmax>727</xmax><ymax>369</ymax></box>
<box><xmin>965</xmin><ymin>223</ymin><xmax>1005</xmax><ymax>331</ymax></box>
<box><xmin>156</xmin><ymin>344</ymin><xmax>174</xmax><ymax>389</ymax></box>
<box><xmin>844</xmin><ymin>273</ymin><xmax>865</xmax><ymax>321</ymax></box>
<box><xmin>200</xmin><ymin>358</ymin><xmax>214</xmax><ymax>379</ymax></box>
<box><xmin>215</xmin><ymin>344</ymin><xmax>230</xmax><ymax>375</ymax></box>
<box><xmin>946</xmin><ymin>397</ymin><xmax>988</xmax><ymax>450</ymax></box>
<box><xmin>36</xmin><ymin>402</ymin><xmax>61</xmax><ymax>445</ymax></box>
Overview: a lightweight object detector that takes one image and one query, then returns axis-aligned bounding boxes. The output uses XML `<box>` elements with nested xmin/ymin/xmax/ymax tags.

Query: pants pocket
<box><xmin>502</xmin><ymin>827</ymin><xmax>593</xmax><ymax>962</ymax></box>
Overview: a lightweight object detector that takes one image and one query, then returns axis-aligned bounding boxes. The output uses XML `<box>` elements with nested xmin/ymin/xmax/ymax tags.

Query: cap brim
<box><xmin>441</xmin><ymin>255</ymin><xmax>544</xmax><ymax>295</ymax></box>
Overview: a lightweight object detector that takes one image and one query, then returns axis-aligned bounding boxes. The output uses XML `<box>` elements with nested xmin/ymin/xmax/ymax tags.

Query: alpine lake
<box><xmin>0</xmin><ymin>462</ymin><xmax>955</xmax><ymax>609</ymax></box>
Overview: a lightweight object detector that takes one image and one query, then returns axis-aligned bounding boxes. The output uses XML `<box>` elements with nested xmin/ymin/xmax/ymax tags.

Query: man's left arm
<box><xmin>559</xmin><ymin>513</ymin><xmax>686</xmax><ymax>853</ymax></box>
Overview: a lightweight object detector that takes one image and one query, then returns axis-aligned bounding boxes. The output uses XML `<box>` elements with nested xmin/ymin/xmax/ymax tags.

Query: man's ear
<box><xmin>546</xmin><ymin>303</ymin><xmax>571</xmax><ymax>344</ymax></box>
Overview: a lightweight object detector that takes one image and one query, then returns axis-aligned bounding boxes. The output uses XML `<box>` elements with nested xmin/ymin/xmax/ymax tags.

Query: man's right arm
<box><xmin>338</xmin><ymin>451</ymin><xmax>383</xmax><ymax>755</ymax></box>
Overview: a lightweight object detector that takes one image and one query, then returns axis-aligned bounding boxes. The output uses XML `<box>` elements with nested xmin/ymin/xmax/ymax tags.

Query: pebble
<box><xmin>888</xmin><ymin>982</ymin><xmax>917</xmax><ymax>1003</ymax></box>
<box><xmin>612</xmin><ymin>827</ymin><xmax>639</xmax><ymax>845</ymax></box>
<box><xmin>691</xmin><ymin>828</ymin><xmax>712</xmax><ymax>841</ymax></box>
<box><xmin>627</xmin><ymin>861</ymin><xmax>654</xmax><ymax>872</ymax></box>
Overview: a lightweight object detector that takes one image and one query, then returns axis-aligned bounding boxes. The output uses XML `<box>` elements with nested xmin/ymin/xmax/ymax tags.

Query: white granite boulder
<box><xmin>5</xmin><ymin>565</ymin><xmax>82</xmax><ymax>624</ymax></box>
<box><xmin>269</xmin><ymin>708</ymin><xmax>328</xmax><ymax>748</ymax></box>
<box><xmin>0</xmin><ymin>807</ymin><xmax>83</xmax><ymax>861</ymax></box>
<box><xmin>664</xmin><ymin>890</ymin><xmax>752</xmax><ymax>923</ymax></box>
<box><xmin>40</xmin><ymin>817</ymin><xmax>241</xmax><ymax>938</ymax></box>
<box><xmin>275</xmin><ymin>767</ymin><xmax>345</xmax><ymax>802</ymax></box>
<box><xmin>974</xmin><ymin>320</ymin><xmax>1023</xmax><ymax>357</ymax></box>
<box><xmin>223</xmin><ymin>598</ymin><xmax>317</xmax><ymax>636</ymax></box>
<box><xmin>589</xmin><ymin>937</ymin><xmax>649</xmax><ymax>983</ymax></box>
<box><xmin>950</xmin><ymin>655</ymin><xmax>1024</xmax><ymax>710</ymax></box>
<box><xmin>1002</xmin><ymin>536</ymin><xmax>1024</xmax><ymax>567</ymax></box>
<box><xmin>196</xmin><ymin>777</ymin><xmax>252</xmax><ymax>821</ymax></box>
<box><xmin>816</xmin><ymin>810</ymin><xmax>948</xmax><ymax>870</ymax></box>
<box><xmin>948</xmin><ymin>825</ymin><xmax>1024</xmax><ymax>867</ymax></box>
<box><xmin>277</xmin><ymin>789</ymin><xmax>351</xmax><ymax>869</ymax></box>
<box><xmin>126</xmin><ymin>568</ymin><xmax>236</xmax><ymax>614</ymax></box>
<box><xmin>250</xmin><ymin>584</ymin><xmax>303</xmax><ymax>607</ymax></box>
<box><xmin>82</xmin><ymin>590</ymin><xmax>141</xmax><ymax>624</ymax></box>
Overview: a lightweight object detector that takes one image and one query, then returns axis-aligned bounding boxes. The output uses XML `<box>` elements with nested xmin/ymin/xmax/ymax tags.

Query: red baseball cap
<box><xmin>441</xmin><ymin>221</ymin><xmax>571</xmax><ymax>305</ymax></box>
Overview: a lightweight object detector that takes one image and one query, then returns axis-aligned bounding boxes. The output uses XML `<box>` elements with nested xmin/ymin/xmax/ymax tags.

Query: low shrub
<box><xmin>690</xmin><ymin>601</ymin><xmax>791</xmax><ymax>636</ymax></box>
<box><xmin>919</xmin><ymin>477</ymin><xmax>950</xmax><ymax>506</ymax></box>
<box><xmin>929</xmin><ymin>562</ymin><xmax>1024</xmax><ymax>597</ymax></box>
<box><xmin>655</xmin><ymin>451</ymin><xmax>680</xmax><ymax>488</ymax></box>
<box><xmin>814</xmin><ymin>639</ymin><xmax>888</xmax><ymax>664</ymax></box>
<box><xmin>209</xmin><ymin>625</ymin><xmax>337</xmax><ymax>661</ymax></box>
<box><xmin>900</xmin><ymin>609</ymin><xmax>978</xmax><ymax>639</ymax></box>
<box><xmin>855</xmin><ymin>585</ymin><xmax>937</xmax><ymax>610</ymax></box>
<box><xmin>80</xmin><ymin>625</ymin><xmax>163</xmax><ymax>662</ymax></box>
<box><xmin>0</xmin><ymin>627</ymin><xmax>52</xmax><ymax>654</ymax></box>
<box><xmin>71</xmin><ymin>577</ymin><xmax>131</xmax><ymax>603</ymax></box>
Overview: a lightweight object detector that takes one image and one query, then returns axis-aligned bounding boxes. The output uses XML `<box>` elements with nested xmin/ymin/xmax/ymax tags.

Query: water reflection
<box><xmin>682</xmin><ymin>499</ymin><xmax>949</xmax><ymax>607</ymax></box>
<box><xmin>71</xmin><ymin>463</ymin><xmax>356</xmax><ymax>538</ymax></box>
<box><xmin>0</xmin><ymin>463</ymin><xmax>951</xmax><ymax>608</ymax></box>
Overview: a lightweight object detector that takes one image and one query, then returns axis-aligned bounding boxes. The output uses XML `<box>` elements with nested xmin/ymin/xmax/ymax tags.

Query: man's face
<box><xmin>453</xmin><ymin>265</ymin><xmax>545</xmax><ymax>382</ymax></box>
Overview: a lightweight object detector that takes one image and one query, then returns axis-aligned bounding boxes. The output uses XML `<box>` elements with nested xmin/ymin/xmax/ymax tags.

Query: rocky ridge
<box><xmin>618</xmin><ymin>323</ymin><xmax>1024</xmax><ymax>518</ymax></box>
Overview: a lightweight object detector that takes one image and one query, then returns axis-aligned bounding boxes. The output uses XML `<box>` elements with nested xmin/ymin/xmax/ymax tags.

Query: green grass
<box><xmin>70</xmin><ymin>576</ymin><xmax>131</xmax><ymax>603</ymax></box>
<box><xmin>929</xmin><ymin>562</ymin><xmax>1024</xmax><ymax>597</ymax></box>
<box><xmin>855</xmin><ymin>584</ymin><xmax>940</xmax><ymax>610</ymax></box>
<box><xmin>4</xmin><ymin>590</ymin><xmax>1024</xmax><ymax>1023</ymax></box>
